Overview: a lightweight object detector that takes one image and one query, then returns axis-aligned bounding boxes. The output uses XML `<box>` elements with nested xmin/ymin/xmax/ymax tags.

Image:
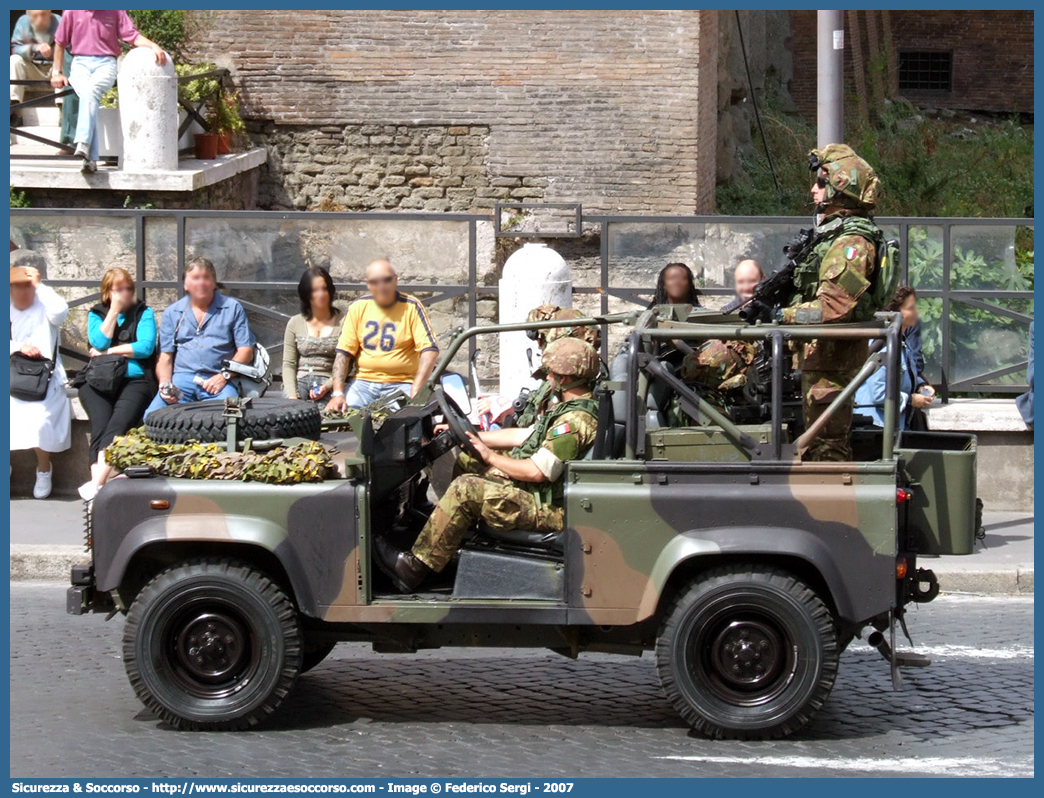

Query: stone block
<box><xmin>409</xmin><ymin>177</ymin><xmax>435</xmax><ymax>187</ymax></box>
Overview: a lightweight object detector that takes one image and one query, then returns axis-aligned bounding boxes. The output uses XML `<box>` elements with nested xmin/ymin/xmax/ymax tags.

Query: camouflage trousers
<box><xmin>411</xmin><ymin>474</ymin><xmax>564</xmax><ymax>572</ymax></box>
<box><xmin>801</xmin><ymin>369</ymin><xmax>857</xmax><ymax>462</ymax></box>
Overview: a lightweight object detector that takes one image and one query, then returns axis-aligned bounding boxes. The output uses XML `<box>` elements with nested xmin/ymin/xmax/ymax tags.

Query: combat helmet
<box><xmin>537</xmin><ymin>337</ymin><xmax>601</xmax><ymax>389</ymax></box>
<box><xmin>809</xmin><ymin>144</ymin><xmax>879</xmax><ymax>211</ymax></box>
<box><xmin>526</xmin><ymin>305</ymin><xmax>600</xmax><ymax>350</ymax></box>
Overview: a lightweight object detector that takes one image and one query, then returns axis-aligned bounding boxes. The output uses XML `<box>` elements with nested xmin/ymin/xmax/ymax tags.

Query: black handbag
<box><xmin>10</xmin><ymin>340</ymin><xmax>58</xmax><ymax>402</ymax></box>
<box><xmin>79</xmin><ymin>353</ymin><xmax>127</xmax><ymax>394</ymax></box>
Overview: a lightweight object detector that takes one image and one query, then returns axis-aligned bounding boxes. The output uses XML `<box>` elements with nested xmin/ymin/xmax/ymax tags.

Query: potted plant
<box><xmin>208</xmin><ymin>87</ymin><xmax>245</xmax><ymax>154</ymax></box>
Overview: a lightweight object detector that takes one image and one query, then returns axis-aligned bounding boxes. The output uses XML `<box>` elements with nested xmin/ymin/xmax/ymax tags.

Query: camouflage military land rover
<box><xmin>68</xmin><ymin>309</ymin><xmax>981</xmax><ymax>739</ymax></box>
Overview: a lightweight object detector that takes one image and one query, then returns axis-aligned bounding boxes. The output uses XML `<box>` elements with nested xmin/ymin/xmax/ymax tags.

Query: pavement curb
<box><xmin>9</xmin><ymin>545</ymin><xmax>1035</xmax><ymax>596</ymax></box>
<box><xmin>11</xmin><ymin>545</ymin><xmax>87</xmax><ymax>582</ymax></box>
<box><xmin>935</xmin><ymin>567</ymin><xmax>1034</xmax><ymax>596</ymax></box>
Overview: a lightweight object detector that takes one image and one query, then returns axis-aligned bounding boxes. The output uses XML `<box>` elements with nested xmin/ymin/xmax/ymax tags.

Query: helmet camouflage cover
<box><xmin>809</xmin><ymin>143</ymin><xmax>880</xmax><ymax>211</ymax></box>
<box><xmin>538</xmin><ymin>337</ymin><xmax>601</xmax><ymax>383</ymax></box>
<box><xmin>526</xmin><ymin>305</ymin><xmax>600</xmax><ymax>349</ymax></box>
<box><xmin>680</xmin><ymin>339</ymin><xmax>756</xmax><ymax>394</ymax></box>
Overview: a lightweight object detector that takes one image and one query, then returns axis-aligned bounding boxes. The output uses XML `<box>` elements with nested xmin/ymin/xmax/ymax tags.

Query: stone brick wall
<box><xmin>188</xmin><ymin>9</ymin><xmax>717</xmax><ymax>214</ymax></box>
<box><xmin>790</xmin><ymin>10</ymin><xmax>1034</xmax><ymax>118</ymax></box>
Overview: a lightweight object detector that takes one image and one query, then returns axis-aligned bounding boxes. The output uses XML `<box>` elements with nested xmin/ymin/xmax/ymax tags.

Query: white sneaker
<box><xmin>78</xmin><ymin>481</ymin><xmax>99</xmax><ymax>502</ymax></box>
<box><xmin>33</xmin><ymin>468</ymin><xmax>53</xmax><ymax>499</ymax></box>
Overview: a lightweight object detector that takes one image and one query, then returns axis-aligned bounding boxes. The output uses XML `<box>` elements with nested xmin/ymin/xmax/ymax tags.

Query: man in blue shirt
<box><xmin>144</xmin><ymin>257</ymin><xmax>255</xmax><ymax>418</ymax></box>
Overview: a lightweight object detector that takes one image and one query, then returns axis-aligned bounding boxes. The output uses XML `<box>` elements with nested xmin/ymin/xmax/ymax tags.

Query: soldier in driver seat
<box><xmin>374</xmin><ymin>337</ymin><xmax>601</xmax><ymax>593</ymax></box>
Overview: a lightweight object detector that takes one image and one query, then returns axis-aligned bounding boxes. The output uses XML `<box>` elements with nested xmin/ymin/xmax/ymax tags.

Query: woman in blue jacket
<box><xmin>855</xmin><ymin>285</ymin><xmax>935</xmax><ymax>430</ymax></box>
<box><xmin>77</xmin><ymin>267</ymin><xmax>157</xmax><ymax>500</ymax></box>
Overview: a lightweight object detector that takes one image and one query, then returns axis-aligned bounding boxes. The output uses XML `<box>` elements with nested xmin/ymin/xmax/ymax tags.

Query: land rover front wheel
<box><xmin>123</xmin><ymin>558</ymin><xmax>302</xmax><ymax>730</ymax></box>
<box><xmin>656</xmin><ymin>565</ymin><xmax>838</xmax><ymax>740</ymax></box>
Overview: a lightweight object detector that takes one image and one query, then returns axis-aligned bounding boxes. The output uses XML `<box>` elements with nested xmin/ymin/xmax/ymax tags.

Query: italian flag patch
<box><xmin>845</xmin><ymin>245</ymin><xmax>859</xmax><ymax>260</ymax></box>
<box><xmin>551</xmin><ymin>422</ymin><xmax>573</xmax><ymax>437</ymax></box>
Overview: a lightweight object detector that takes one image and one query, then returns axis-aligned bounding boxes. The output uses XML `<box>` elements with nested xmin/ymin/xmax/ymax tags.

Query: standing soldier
<box><xmin>782</xmin><ymin>144</ymin><xmax>882</xmax><ymax>461</ymax></box>
<box><xmin>374</xmin><ymin>337</ymin><xmax>601</xmax><ymax>592</ymax></box>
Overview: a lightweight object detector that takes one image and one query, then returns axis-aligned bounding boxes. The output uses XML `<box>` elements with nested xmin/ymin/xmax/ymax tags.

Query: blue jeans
<box><xmin>68</xmin><ymin>55</ymin><xmax>117</xmax><ymax>160</ymax></box>
<box><xmin>143</xmin><ymin>372</ymin><xmax>240</xmax><ymax>419</ymax></box>
<box><xmin>345</xmin><ymin>379</ymin><xmax>413</xmax><ymax>409</ymax></box>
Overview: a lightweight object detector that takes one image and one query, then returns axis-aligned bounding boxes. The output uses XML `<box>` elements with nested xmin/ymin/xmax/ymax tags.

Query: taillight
<box><xmin>896</xmin><ymin>488</ymin><xmax>912</xmax><ymax>504</ymax></box>
<box><xmin>896</xmin><ymin>557</ymin><xmax>908</xmax><ymax>579</ymax></box>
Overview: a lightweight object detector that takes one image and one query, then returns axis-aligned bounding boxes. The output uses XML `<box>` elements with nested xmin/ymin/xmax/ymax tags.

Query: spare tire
<box><xmin>146</xmin><ymin>398</ymin><xmax>322</xmax><ymax>445</ymax></box>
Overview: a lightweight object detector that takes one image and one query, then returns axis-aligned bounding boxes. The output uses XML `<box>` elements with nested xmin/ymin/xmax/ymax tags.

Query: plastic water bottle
<box><xmin>310</xmin><ymin>377</ymin><xmax>322</xmax><ymax>400</ymax></box>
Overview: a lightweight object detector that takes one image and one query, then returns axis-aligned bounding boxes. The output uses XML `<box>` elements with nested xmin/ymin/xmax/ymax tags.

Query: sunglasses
<box><xmin>366</xmin><ymin>276</ymin><xmax>395</xmax><ymax>286</ymax></box>
<box><xmin>814</xmin><ymin>174</ymin><xmax>828</xmax><ymax>188</ymax></box>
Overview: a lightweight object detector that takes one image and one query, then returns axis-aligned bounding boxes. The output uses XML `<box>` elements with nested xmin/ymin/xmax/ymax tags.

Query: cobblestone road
<box><xmin>10</xmin><ymin>584</ymin><xmax>1034</xmax><ymax>778</ymax></box>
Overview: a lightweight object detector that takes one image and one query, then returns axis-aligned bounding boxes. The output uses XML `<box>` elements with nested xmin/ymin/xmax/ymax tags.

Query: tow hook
<box><xmin>910</xmin><ymin>567</ymin><xmax>940</xmax><ymax>603</ymax></box>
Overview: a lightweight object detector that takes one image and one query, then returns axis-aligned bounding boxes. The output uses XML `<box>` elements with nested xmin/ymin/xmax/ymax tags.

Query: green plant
<box><xmin>717</xmin><ymin>94</ymin><xmax>1034</xmax><ymax>219</ymax></box>
<box><xmin>208</xmin><ymin>88</ymin><xmax>245</xmax><ymax>136</ymax></box>
<box><xmin>126</xmin><ymin>10</ymin><xmax>204</xmax><ymax>64</ymax></box>
<box><xmin>10</xmin><ymin>188</ymin><xmax>31</xmax><ymax>208</ymax></box>
<box><xmin>100</xmin><ymin>86</ymin><xmax>119</xmax><ymax>109</ymax></box>
<box><xmin>176</xmin><ymin>62</ymin><xmax>221</xmax><ymax>105</ymax></box>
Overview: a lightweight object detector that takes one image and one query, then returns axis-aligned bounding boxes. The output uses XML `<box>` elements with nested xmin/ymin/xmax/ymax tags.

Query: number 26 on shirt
<box><xmin>362</xmin><ymin>320</ymin><xmax>397</xmax><ymax>352</ymax></box>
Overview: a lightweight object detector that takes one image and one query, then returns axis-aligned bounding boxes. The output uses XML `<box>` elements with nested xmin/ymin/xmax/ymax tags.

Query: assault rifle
<box><xmin>722</xmin><ymin>226</ymin><xmax>817</xmax><ymax>323</ymax></box>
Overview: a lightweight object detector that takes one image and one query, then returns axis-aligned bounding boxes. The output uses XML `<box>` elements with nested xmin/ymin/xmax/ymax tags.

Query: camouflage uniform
<box><xmin>781</xmin><ymin>144</ymin><xmax>882</xmax><ymax>461</ymax></box>
<box><xmin>412</xmin><ymin>338</ymin><xmax>600</xmax><ymax>572</ymax></box>
<box><xmin>680</xmin><ymin>339</ymin><xmax>757</xmax><ymax>409</ymax></box>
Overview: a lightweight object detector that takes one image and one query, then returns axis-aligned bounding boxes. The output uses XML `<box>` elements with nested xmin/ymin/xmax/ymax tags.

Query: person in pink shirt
<box><xmin>50</xmin><ymin>10</ymin><xmax>166</xmax><ymax>173</ymax></box>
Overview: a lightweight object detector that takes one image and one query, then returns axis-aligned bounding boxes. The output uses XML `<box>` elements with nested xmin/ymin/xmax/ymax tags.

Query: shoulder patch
<box><xmin>845</xmin><ymin>245</ymin><xmax>858</xmax><ymax>260</ymax></box>
<box><xmin>551</xmin><ymin>422</ymin><xmax>572</xmax><ymax>437</ymax></box>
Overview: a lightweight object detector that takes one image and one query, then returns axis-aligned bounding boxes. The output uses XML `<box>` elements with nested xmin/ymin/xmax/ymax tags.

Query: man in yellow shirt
<box><xmin>326</xmin><ymin>259</ymin><xmax>440</xmax><ymax>411</ymax></box>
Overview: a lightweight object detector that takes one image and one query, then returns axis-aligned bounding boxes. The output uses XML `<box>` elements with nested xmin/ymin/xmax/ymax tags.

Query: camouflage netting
<box><xmin>106</xmin><ymin>428</ymin><xmax>339</xmax><ymax>483</ymax></box>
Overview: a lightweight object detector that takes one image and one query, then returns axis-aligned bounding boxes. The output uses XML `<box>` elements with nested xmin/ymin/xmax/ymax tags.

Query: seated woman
<box><xmin>854</xmin><ymin>285</ymin><xmax>934</xmax><ymax>430</ymax></box>
<box><xmin>282</xmin><ymin>266</ymin><xmax>345</xmax><ymax>403</ymax></box>
<box><xmin>10</xmin><ymin>264</ymin><xmax>71</xmax><ymax>499</ymax></box>
<box><xmin>77</xmin><ymin>267</ymin><xmax>157</xmax><ymax>500</ymax></box>
<box><xmin>648</xmin><ymin>262</ymin><xmax>703</xmax><ymax>309</ymax></box>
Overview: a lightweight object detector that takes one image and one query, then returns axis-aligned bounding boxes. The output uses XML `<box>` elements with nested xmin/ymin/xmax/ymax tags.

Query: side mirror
<box><xmin>440</xmin><ymin>371</ymin><xmax>471</xmax><ymax>415</ymax></box>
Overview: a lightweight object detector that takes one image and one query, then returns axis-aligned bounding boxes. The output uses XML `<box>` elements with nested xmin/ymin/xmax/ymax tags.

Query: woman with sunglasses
<box><xmin>76</xmin><ymin>266</ymin><xmax>157</xmax><ymax>500</ymax></box>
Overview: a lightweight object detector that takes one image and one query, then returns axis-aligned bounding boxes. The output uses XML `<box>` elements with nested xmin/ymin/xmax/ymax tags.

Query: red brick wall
<box><xmin>790</xmin><ymin>10</ymin><xmax>1034</xmax><ymax>119</ymax></box>
<box><xmin>190</xmin><ymin>10</ymin><xmax>718</xmax><ymax>213</ymax></box>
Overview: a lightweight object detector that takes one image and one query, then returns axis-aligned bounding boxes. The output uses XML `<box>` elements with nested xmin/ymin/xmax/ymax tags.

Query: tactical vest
<box><xmin>510</xmin><ymin>395</ymin><xmax>599</xmax><ymax>506</ymax></box>
<box><xmin>791</xmin><ymin>214</ymin><xmax>884</xmax><ymax>322</ymax></box>
<box><xmin>515</xmin><ymin>380</ymin><xmax>553</xmax><ymax>428</ymax></box>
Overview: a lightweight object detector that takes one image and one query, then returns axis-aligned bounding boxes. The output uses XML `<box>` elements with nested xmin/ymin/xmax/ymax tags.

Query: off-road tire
<box><xmin>656</xmin><ymin>565</ymin><xmax>838</xmax><ymax>740</ymax></box>
<box><xmin>300</xmin><ymin>640</ymin><xmax>337</xmax><ymax>674</ymax></box>
<box><xmin>123</xmin><ymin>558</ymin><xmax>303</xmax><ymax>731</ymax></box>
<box><xmin>145</xmin><ymin>398</ymin><xmax>321</xmax><ymax>445</ymax></box>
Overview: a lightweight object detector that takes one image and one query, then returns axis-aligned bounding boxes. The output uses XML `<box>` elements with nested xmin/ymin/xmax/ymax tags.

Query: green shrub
<box><xmin>718</xmin><ymin>96</ymin><xmax>1034</xmax><ymax>219</ymax></box>
<box><xmin>10</xmin><ymin>188</ymin><xmax>31</xmax><ymax>208</ymax></box>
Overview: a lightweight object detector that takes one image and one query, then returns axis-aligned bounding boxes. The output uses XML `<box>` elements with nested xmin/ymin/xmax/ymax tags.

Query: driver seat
<box><xmin>475</xmin><ymin>521</ymin><xmax>564</xmax><ymax>555</ymax></box>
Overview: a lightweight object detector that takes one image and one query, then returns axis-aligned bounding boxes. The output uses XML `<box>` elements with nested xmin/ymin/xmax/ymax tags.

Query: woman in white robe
<box><xmin>10</xmin><ymin>265</ymin><xmax>71</xmax><ymax>498</ymax></box>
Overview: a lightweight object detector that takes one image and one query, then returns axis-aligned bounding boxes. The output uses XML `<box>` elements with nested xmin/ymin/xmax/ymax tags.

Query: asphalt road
<box><xmin>10</xmin><ymin>584</ymin><xmax>1034</xmax><ymax>779</ymax></box>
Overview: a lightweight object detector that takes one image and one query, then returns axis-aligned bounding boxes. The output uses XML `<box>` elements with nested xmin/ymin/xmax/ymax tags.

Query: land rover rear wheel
<box><xmin>123</xmin><ymin>557</ymin><xmax>302</xmax><ymax>730</ymax></box>
<box><xmin>656</xmin><ymin>565</ymin><xmax>838</xmax><ymax>740</ymax></box>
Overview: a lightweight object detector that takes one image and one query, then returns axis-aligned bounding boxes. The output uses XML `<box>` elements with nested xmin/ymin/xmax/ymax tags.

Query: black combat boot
<box><xmin>373</xmin><ymin>536</ymin><xmax>430</xmax><ymax>593</ymax></box>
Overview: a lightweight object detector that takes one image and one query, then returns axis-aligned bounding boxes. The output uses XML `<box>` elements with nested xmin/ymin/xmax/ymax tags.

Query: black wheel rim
<box><xmin>162</xmin><ymin>600</ymin><xmax>262</xmax><ymax>700</ymax></box>
<box><xmin>688</xmin><ymin>605</ymin><xmax>798</xmax><ymax>707</ymax></box>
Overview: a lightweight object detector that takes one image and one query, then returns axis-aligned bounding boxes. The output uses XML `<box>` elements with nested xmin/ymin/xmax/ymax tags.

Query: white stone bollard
<box><xmin>117</xmin><ymin>48</ymin><xmax>177</xmax><ymax>171</ymax></box>
<box><xmin>498</xmin><ymin>243</ymin><xmax>572</xmax><ymax>399</ymax></box>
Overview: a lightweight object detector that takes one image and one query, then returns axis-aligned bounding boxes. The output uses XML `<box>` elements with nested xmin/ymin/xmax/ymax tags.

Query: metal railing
<box><xmin>9</xmin><ymin>68</ymin><xmax>230</xmax><ymax>160</ymax></box>
<box><xmin>8</xmin><ymin>207</ymin><xmax>1032</xmax><ymax>399</ymax></box>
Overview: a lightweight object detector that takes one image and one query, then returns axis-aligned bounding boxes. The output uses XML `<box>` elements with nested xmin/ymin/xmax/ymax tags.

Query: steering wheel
<box><xmin>433</xmin><ymin>384</ymin><xmax>482</xmax><ymax>460</ymax></box>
